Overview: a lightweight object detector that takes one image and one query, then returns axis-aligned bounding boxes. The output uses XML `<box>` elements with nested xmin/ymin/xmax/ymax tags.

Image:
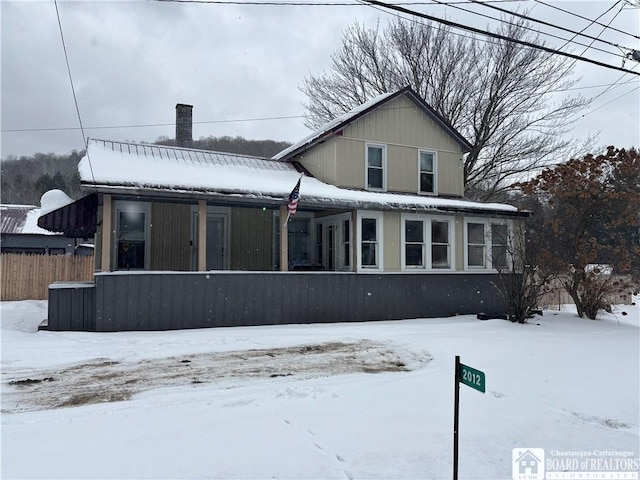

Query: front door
<box><xmin>325</xmin><ymin>223</ymin><xmax>337</xmax><ymax>271</ymax></box>
<box><xmin>206</xmin><ymin>215</ymin><xmax>225</xmax><ymax>270</ymax></box>
<box><xmin>192</xmin><ymin>211</ymin><xmax>228</xmax><ymax>270</ymax></box>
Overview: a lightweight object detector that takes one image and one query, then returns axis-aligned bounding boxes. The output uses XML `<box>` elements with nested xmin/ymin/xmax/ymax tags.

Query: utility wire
<box><xmin>2</xmin><ymin>115</ymin><xmax>307</xmax><ymax>133</ymax></box>
<box><xmin>358</xmin><ymin>0</ymin><xmax>640</xmax><ymax>75</ymax></box>
<box><xmin>533</xmin><ymin>0</ymin><xmax>640</xmax><ymax>40</ymax></box>
<box><xmin>53</xmin><ymin>0</ymin><xmax>97</xmax><ymax>188</ymax></box>
<box><xmin>579</xmin><ymin>85</ymin><xmax>640</xmax><ymax>120</ymax></box>
<box><xmin>152</xmin><ymin>0</ymin><xmax>530</xmax><ymax>4</ymax></box>
<box><xmin>5</xmin><ymin>77</ymin><xmax>636</xmax><ymax>134</ymax></box>
<box><xmin>419</xmin><ymin>0</ymin><xmax>627</xmax><ymax>59</ymax></box>
<box><xmin>468</xmin><ymin>0</ymin><xmax>629</xmax><ymax>51</ymax></box>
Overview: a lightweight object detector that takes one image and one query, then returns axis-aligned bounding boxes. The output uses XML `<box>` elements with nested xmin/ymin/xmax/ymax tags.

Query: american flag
<box><xmin>288</xmin><ymin>177</ymin><xmax>301</xmax><ymax>216</ymax></box>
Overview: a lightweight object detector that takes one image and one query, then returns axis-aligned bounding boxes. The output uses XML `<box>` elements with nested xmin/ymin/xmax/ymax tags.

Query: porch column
<box><xmin>198</xmin><ymin>200</ymin><xmax>207</xmax><ymax>271</ymax></box>
<box><xmin>280</xmin><ymin>205</ymin><xmax>288</xmax><ymax>272</ymax></box>
<box><xmin>101</xmin><ymin>194</ymin><xmax>112</xmax><ymax>272</ymax></box>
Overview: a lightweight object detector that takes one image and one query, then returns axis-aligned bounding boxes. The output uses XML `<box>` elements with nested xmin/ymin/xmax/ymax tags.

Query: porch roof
<box><xmin>79</xmin><ymin>138</ymin><xmax>526</xmax><ymax>217</ymax></box>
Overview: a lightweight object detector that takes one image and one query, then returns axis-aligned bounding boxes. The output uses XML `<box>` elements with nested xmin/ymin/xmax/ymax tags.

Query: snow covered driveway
<box><xmin>2</xmin><ymin>340</ymin><xmax>429</xmax><ymax>413</ymax></box>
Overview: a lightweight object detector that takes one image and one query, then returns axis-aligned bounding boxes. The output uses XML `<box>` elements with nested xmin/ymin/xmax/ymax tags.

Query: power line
<box><xmin>579</xmin><ymin>85</ymin><xmax>640</xmax><ymax>119</ymax></box>
<box><xmin>468</xmin><ymin>0</ymin><xmax>629</xmax><ymax>51</ymax></box>
<box><xmin>532</xmin><ymin>0</ymin><xmax>640</xmax><ymax>40</ymax></box>
<box><xmin>152</xmin><ymin>0</ymin><xmax>530</xmax><ymax>4</ymax></box>
<box><xmin>1</xmin><ymin>115</ymin><xmax>307</xmax><ymax>133</ymax></box>
<box><xmin>53</xmin><ymin>0</ymin><xmax>97</xmax><ymax>187</ymax></box>
<box><xmin>418</xmin><ymin>0</ymin><xmax>628</xmax><ymax>59</ymax></box>
<box><xmin>358</xmin><ymin>0</ymin><xmax>640</xmax><ymax>75</ymax></box>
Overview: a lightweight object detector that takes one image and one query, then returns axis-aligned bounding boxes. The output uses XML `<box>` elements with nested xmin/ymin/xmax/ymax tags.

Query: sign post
<box><xmin>453</xmin><ymin>357</ymin><xmax>486</xmax><ymax>480</ymax></box>
<box><xmin>453</xmin><ymin>356</ymin><xmax>461</xmax><ymax>480</ymax></box>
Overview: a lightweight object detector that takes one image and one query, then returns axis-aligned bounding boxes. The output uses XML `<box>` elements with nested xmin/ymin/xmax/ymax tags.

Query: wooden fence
<box><xmin>1</xmin><ymin>254</ymin><xmax>94</xmax><ymax>301</ymax></box>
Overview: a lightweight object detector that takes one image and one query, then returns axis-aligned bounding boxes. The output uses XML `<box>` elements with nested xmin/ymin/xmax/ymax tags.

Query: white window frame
<box><xmin>401</xmin><ymin>214</ymin><xmax>455</xmax><ymax>271</ymax></box>
<box><xmin>356</xmin><ymin>211</ymin><xmax>384</xmax><ymax>272</ymax></box>
<box><xmin>365</xmin><ymin>143</ymin><xmax>387</xmax><ymax>192</ymax></box>
<box><xmin>418</xmin><ymin>150</ymin><xmax>438</xmax><ymax>195</ymax></box>
<box><xmin>463</xmin><ymin>218</ymin><xmax>513</xmax><ymax>271</ymax></box>
<box><xmin>113</xmin><ymin>201</ymin><xmax>151</xmax><ymax>271</ymax></box>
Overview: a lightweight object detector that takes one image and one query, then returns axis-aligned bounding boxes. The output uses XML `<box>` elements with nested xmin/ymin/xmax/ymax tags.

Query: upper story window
<box><xmin>366</xmin><ymin>144</ymin><xmax>386</xmax><ymax>191</ymax></box>
<box><xmin>419</xmin><ymin>150</ymin><xmax>437</xmax><ymax>194</ymax></box>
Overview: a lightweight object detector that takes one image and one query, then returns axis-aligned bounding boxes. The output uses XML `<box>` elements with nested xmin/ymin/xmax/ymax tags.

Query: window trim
<box><xmin>365</xmin><ymin>143</ymin><xmax>387</xmax><ymax>192</ymax></box>
<box><xmin>418</xmin><ymin>150</ymin><xmax>438</xmax><ymax>195</ymax></box>
<box><xmin>356</xmin><ymin>211</ymin><xmax>384</xmax><ymax>272</ymax></box>
<box><xmin>400</xmin><ymin>214</ymin><xmax>455</xmax><ymax>271</ymax></box>
<box><xmin>463</xmin><ymin>218</ymin><xmax>513</xmax><ymax>271</ymax></box>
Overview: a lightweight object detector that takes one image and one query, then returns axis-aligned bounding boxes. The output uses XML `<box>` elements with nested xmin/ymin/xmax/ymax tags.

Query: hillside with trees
<box><xmin>0</xmin><ymin>136</ymin><xmax>292</xmax><ymax>205</ymax></box>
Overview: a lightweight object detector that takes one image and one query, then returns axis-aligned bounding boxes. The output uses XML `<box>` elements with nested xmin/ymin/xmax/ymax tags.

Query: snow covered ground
<box><xmin>1</xmin><ymin>300</ymin><xmax>639</xmax><ymax>479</ymax></box>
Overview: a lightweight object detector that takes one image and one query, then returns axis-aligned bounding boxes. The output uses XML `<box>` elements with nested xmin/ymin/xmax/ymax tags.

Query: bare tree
<box><xmin>301</xmin><ymin>17</ymin><xmax>592</xmax><ymax>200</ymax></box>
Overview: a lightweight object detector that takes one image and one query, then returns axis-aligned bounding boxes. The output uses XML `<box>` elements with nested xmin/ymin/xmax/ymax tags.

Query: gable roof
<box><xmin>77</xmin><ymin>138</ymin><xmax>525</xmax><ymax>217</ymax></box>
<box><xmin>273</xmin><ymin>86</ymin><xmax>472</xmax><ymax>161</ymax></box>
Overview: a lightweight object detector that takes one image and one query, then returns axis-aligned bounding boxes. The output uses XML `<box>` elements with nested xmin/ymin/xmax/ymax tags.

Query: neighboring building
<box><xmin>39</xmin><ymin>88</ymin><xmax>529</xmax><ymax>331</ymax></box>
<box><xmin>1</xmin><ymin>204</ymin><xmax>91</xmax><ymax>255</ymax></box>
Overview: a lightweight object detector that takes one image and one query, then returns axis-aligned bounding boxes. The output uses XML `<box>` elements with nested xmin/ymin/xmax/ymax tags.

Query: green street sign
<box><xmin>459</xmin><ymin>363</ymin><xmax>485</xmax><ymax>393</ymax></box>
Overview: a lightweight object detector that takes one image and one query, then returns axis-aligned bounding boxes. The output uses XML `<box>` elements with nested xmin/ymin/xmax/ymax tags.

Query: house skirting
<box><xmin>47</xmin><ymin>272</ymin><xmax>507</xmax><ymax>332</ymax></box>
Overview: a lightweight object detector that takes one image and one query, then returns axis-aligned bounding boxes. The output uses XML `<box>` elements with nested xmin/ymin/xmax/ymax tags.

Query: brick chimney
<box><xmin>175</xmin><ymin>103</ymin><xmax>193</xmax><ymax>148</ymax></box>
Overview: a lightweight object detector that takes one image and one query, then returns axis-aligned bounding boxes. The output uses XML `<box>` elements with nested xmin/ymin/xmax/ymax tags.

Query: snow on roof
<box><xmin>40</xmin><ymin>189</ymin><xmax>75</xmax><ymax>215</ymax></box>
<box><xmin>272</xmin><ymin>87</ymin><xmax>472</xmax><ymax>161</ymax></box>
<box><xmin>79</xmin><ymin>138</ymin><xmax>520</xmax><ymax>215</ymax></box>
<box><xmin>0</xmin><ymin>205</ymin><xmax>60</xmax><ymax>235</ymax></box>
<box><xmin>272</xmin><ymin>91</ymin><xmax>396</xmax><ymax>161</ymax></box>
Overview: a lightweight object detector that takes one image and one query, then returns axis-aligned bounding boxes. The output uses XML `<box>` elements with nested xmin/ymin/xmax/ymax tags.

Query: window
<box><xmin>401</xmin><ymin>215</ymin><xmax>453</xmax><ymax>270</ymax></box>
<box><xmin>419</xmin><ymin>151</ymin><xmax>436</xmax><ymax>194</ymax></box>
<box><xmin>114</xmin><ymin>202</ymin><xmax>150</xmax><ymax>270</ymax></box>
<box><xmin>357</xmin><ymin>211</ymin><xmax>383</xmax><ymax>270</ymax></box>
<box><xmin>117</xmin><ymin>210</ymin><xmax>147</xmax><ymax>269</ymax></box>
<box><xmin>366</xmin><ymin>144</ymin><xmax>386</xmax><ymax>190</ymax></box>
<box><xmin>405</xmin><ymin>220</ymin><xmax>424</xmax><ymax>267</ymax></box>
<box><xmin>464</xmin><ymin>219</ymin><xmax>512</xmax><ymax>270</ymax></box>
<box><xmin>431</xmin><ymin>220</ymin><xmax>450</xmax><ymax>268</ymax></box>
<box><xmin>361</xmin><ymin>218</ymin><xmax>377</xmax><ymax>266</ymax></box>
<box><xmin>315</xmin><ymin>223</ymin><xmax>323</xmax><ymax>266</ymax></box>
<box><xmin>342</xmin><ymin>219</ymin><xmax>350</xmax><ymax>268</ymax></box>
<box><xmin>466</xmin><ymin>222</ymin><xmax>486</xmax><ymax>268</ymax></box>
<box><xmin>491</xmin><ymin>223</ymin><xmax>509</xmax><ymax>270</ymax></box>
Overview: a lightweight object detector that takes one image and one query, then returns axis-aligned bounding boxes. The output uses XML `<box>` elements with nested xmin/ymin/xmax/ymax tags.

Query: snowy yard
<box><xmin>1</xmin><ymin>299</ymin><xmax>638</xmax><ymax>479</ymax></box>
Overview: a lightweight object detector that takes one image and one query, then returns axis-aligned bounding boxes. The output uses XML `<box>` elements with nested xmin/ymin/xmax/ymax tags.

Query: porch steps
<box><xmin>38</xmin><ymin>319</ymin><xmax>48</xmax><ymax>331</ymax></box>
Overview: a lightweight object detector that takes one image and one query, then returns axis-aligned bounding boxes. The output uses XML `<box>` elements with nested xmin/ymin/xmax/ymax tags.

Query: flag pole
<box><xmin>284</xmin><ymin>174</ymin><xmax>303</xmax><ymax>227</ymax></box>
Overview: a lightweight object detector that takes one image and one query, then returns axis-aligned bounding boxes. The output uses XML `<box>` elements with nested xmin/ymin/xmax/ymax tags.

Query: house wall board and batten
<box><xmin>41</xmin><ymin>87</ymin><xmax>529</xmax><ymax>331</ymax></box>
<box><xmin>293</xmin><ymin>95</ymin><xmax>464</xmax><ymax>196</ymax></box>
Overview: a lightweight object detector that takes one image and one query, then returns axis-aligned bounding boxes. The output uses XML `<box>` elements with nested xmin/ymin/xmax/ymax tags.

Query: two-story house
<box><xmin>39</xmin><ymin>87</ymin><xmax>528</xmax><ymax>331</ymax></box>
